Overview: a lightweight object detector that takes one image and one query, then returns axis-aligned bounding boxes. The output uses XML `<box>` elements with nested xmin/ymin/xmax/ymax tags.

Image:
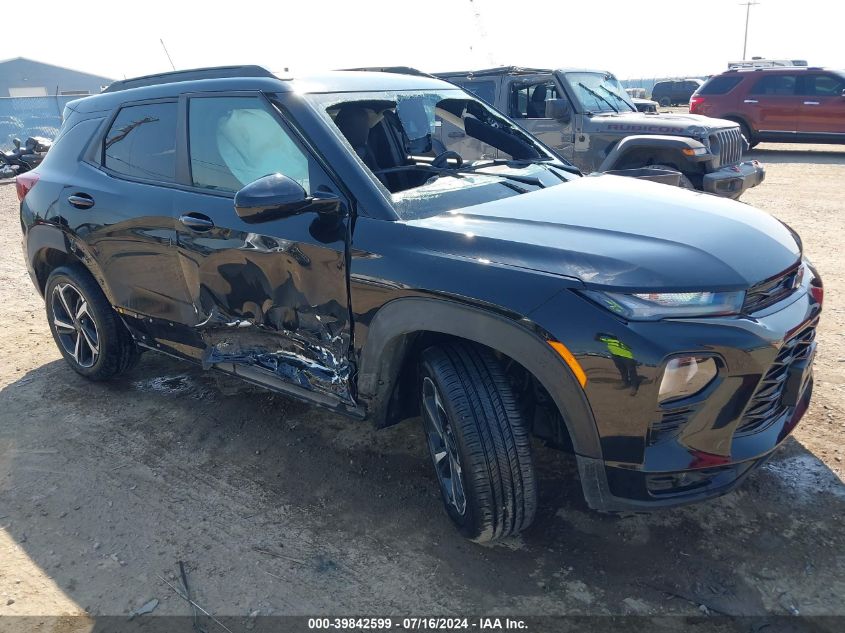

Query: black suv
<box><xmin>651</xmin><ymin>79</ymin><xmax>704</xmax><ymax>107</ymax></box>
<box><xmin>18</xmin><ymin>66</ymin><xmax>822</xmax><ymax>542</ymax></box>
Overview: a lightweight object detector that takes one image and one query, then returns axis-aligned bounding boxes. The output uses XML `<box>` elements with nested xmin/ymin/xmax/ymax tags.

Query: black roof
<box><xmin>102</xmin><ymin>65</ymin><xmax>277</xmax><ymax>93</ymax></box>
<box><xmin>67</xmin><ymin>66</ymin><xmax>453</xmax><ymax>115</ymax></box>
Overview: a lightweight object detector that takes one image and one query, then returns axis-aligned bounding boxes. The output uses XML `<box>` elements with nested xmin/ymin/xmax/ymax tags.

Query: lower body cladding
<box><xmin>703</xmin><ymin>160</ymin><xmax>766</xmax><ymax>198</ymax></box>
<box><xmin>530</xmin><ymin>278</ymin><xmax>821</xmax><ymax>512</ymax></box>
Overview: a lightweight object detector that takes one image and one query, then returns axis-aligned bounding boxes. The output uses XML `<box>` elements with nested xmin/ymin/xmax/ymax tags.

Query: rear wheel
<box><xmin>45</xmin><ymin>266</ymin><xmax>141</xmax><ymax>381</ymax></box>
<box><xmin>419</xmin><ymin>342</ymin><xmax>537</xmax><ymax>542</ymax></box>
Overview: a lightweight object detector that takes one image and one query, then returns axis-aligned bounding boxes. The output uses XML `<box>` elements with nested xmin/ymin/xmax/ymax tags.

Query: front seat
<box><xmin>335</xmin><ymin>105</ymin><xmax>379</xmax><ymax>171</ymax></box>
<box><xmin>528</xmin><ymin>84</ymin><xmax>548</xmax><ymax>118</ymax></box>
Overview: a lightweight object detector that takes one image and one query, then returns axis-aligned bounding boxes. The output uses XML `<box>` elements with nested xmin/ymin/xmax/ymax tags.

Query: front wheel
<box><xmin>419</xmin><ymin>342</ymin><xmax>537</xmax><ymax>542</ymax></box>
<box><xmin>45</xmin><ymin>266</ymin><xmax>141</xmax><ymax>381</ymax></box>
<box><xmin>650</xmin><ymin>164</ymin><xmax>696</xmax><ymax>190</ymax></box>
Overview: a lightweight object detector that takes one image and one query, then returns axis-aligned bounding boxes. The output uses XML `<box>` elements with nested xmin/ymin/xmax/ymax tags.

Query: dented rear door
<box><xmin>171</xmin><ymin>92</ymin><xmax>354</xmax><ymax>406</ymax></box>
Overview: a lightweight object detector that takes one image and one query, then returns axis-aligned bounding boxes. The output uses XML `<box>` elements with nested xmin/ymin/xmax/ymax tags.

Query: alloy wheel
<box><xmin>422</xmin><ymin>376</ymin><xmax>467</xmax><ymax>516</ymax></box>
<box><xmin>51</xmin><ymin>282</ymin><xmax>100</xmax><ymax>368</ymax></box>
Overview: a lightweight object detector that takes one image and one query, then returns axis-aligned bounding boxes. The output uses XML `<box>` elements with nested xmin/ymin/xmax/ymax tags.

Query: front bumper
<box><xmin>532</xmin><ymin>269</ymin><xmax>822</xmax><ymax>513</ymax></box>
<box><xmin>702</xmin><ymin>160</ymin><xmax>766</xmax><ymax>198</ymax></box>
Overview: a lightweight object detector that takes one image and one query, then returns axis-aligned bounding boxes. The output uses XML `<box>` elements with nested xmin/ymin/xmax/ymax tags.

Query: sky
<box><xmin>2</xmin><ymin>0</ymin><xmax>842</xmax><ymax>82</ymax></box>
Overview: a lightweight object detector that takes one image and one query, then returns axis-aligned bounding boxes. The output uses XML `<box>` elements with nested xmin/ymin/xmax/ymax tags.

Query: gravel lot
<box><xmin>0</xmin><ymin>145</ymin><xmax>844</xmax><ymax>626</ymax></box>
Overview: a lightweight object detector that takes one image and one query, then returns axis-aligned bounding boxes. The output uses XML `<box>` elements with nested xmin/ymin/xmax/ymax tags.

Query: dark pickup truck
<box><xmin>437</xmin><ymin>67</ymin><xmax>766</xmax><ymax>198</ymax></box>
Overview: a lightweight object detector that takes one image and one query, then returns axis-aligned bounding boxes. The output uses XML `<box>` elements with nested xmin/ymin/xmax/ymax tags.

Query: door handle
<box><xmin>743</xmin><ymin>99</ymin><xmax>759</xmax><ymax>104</ymax></box>
<box><xmin>179</xmin><ymin>213</ymin><xmax>215</xmax><ymax>231</ymax></box>
<box><xmin>67</xmin><ymin>193</ymin><xmax>94</xmax><ymax>209</ymax></box>
<box><xmin>803</xmin><ymin>101</ymin><xmax>820</xmax><ymax>105</ymax></box>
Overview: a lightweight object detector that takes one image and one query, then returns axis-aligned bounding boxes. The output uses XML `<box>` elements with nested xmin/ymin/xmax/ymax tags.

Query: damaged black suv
<box><xmin>18</xmin><ymin>66</ymin><xmax>822</xmax><ymax>542</ymax></box>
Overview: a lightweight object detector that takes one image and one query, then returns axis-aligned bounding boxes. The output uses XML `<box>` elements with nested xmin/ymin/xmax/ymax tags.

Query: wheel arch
<box><xmin>356</xmin><ymin>297</ymin><xmax>602</xmax><ymax>459</ymax></box>
<box><xmin>27</xmin><ymin>224</ymin><xmax>111</xmax><ymax>300</ymax></box>
<box><xmin>598</xmin><ymin>134</ymin><xmax>706</xmax><ymax>173</ymax></box>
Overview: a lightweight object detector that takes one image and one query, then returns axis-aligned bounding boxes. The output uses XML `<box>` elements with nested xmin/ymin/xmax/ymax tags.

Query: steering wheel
<box><xmin>431</xmin><ymin>150</ymin><xmax>463</xmax><ymax>169</ymax></box>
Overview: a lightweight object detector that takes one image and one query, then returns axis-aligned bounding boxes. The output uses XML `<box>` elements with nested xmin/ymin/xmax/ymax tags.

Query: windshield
<box><xmin>564</xmin><ymin>72</ymin><xmax>636</xmax><ymax>114</ymax></box>
<box><xmin>306</xmin><ymin>88</ymin><xmax>577</xmax><ymax>220</ymax></box>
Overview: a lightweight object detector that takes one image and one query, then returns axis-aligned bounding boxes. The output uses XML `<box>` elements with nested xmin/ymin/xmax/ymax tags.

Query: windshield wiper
<box><xmin>598</xmin><ymin>85</ymin><xmax>635</xmax><ymax>112</ymax></box>
<box><xmin>456</xmin><ymin>158</ymin><xmax>580</xmax><ymax>176</ymax></box>
<box><xmin>578</xmin><ymin>82</ymin><xmax>618</xmax><ymax>113</ymax></box>
<box><xmin>373</xmin><ymin>164</ymin><xmax>465</xmax><ymax>177</ymax></box>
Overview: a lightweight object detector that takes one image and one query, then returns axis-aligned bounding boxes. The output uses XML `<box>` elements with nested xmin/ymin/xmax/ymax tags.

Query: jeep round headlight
<box><xmin>659</xmin><ymin>356</ymin><xmax>718</xmax><ymax>403</ymax></box>
<box><xmin>581</xmin><ymin>290</ymin><xmax>745</xmax><ymax>320</ymax></box>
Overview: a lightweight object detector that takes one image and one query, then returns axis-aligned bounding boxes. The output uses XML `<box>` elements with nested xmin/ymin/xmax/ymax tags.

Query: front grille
<box><xmin>735</xmin><ymin>321</ymin><xmax>817</xmax><ymax>436</ymax></box>
<box><xmin>743</xmin><ymin>263</ymin><xmax>803</xmax><ymax>314</ymax></box>
<box><xmin>711</xmin><ymin>127</ymin><xmax>743</xmax><ymax>166</ymax></box>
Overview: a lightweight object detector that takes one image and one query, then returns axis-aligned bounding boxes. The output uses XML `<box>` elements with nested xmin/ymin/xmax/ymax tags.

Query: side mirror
<box><xmin>545</xmin><ymin>98</ymin><xmax>571</xmax><ymax>123</ymax></box>
<box><xmin>234</xmin><ymin>174</ymin><xmax>342</xmax><ymax>223</ymax></box>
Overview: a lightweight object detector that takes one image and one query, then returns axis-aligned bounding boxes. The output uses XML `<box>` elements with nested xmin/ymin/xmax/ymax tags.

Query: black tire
<box><xmin>419</xmin><ymin>342</ymin><xmax>537</xmax><ymax>542</ymax></box>
<box><xmin>45</xmin><ymin>266</ymin><xmax>141</xmax><ymax>381</ymax></box>
<box><xmin>739</xmin><ymin>121</ymin><xmax>759</xmax><ymax>149</ymax></box>
<box><xmin>658</xmin><ymin>96</ymin><xmax>672</xmax><ymax>107</ymax></box>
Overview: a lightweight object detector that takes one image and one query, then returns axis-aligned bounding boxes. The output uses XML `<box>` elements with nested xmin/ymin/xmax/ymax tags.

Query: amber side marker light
<box><xmin>548</xmin><ymin>341</ymin><xmax>588</xmax><ymax>388</ymax></box>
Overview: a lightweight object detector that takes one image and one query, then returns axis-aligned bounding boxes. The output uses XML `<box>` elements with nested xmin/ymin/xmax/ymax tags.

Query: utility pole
<box><xmin>740</xmin><ymin>1</ymin><xmax>760</xmax><ymax>60</ymax></box>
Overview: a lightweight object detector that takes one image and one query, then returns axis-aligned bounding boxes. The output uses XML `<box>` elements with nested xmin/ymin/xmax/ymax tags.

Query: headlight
<box><xmin>659</xmin><ymin>356</ymin><xmax>718</xmax><ymax>403</ymax></box>
<box><xmin>582</xmin><ymin>290</ymin><xmax>745</xmax><ymax>320</ymax></box>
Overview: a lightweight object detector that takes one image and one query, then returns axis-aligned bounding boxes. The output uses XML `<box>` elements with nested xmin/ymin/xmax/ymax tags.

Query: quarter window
<box><xmin>104</xmin><ymin>102</ymin><xmax>177</xmax><ymax>182</ymax></box>
<box><xmin>698</xmin><ymin>76</ymin><xmax>743</xmax><ymax>95</ymax></box>
<box><xmin>457</xmin><ymin>80</ymin><xmax>496</xmax><ymax>105</ymax></box>
<box><xmin>750</xmin><ymin>75</ymin><xmax>797</xmax><ymax>95</ymax></box>
<box><xmin>188</xmin><ymin>96</ymin><xmax>310</xmax><ymax>193</ymax></box>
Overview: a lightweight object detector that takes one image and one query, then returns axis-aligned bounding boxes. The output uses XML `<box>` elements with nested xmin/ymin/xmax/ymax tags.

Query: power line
<box><xmin>740</xmin><ymin>1</ymin><xmax>760</xmax><ymax>60</ymax></box>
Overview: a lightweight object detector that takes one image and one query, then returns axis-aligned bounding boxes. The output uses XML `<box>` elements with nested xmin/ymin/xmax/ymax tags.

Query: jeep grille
<box><xmin>711</xmin><ymin>127</ymin><xmax>743</xmax><ymax>167</ymax></box>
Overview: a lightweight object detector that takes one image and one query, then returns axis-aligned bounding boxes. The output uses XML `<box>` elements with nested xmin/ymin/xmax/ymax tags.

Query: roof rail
<box><xmin>727</xmin><ymin>59</ymin><xmax>808</xmax><ymax>70</ymax></box>
<box><xmin>102</xmin><ymin>65</ymin><xmax>278</xmax><ymax>93</ymax></box>
<box><xmin>435</xmin><ymin>66</ymin><xmax>553</xmax><ymax>78</ymax></box>
<box><xmin>342</xmin><ymin>66</ymin><xmax>438</xmax><ymax>79</ymax></box>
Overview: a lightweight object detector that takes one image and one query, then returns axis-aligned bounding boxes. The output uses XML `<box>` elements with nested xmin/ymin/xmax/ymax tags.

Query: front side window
<box><xmin>188</xmin><ymin>96</ymin><xmax>310</xmax><ymax>193</ymax></box>
<box><xmin>510</xmin><ymin>82</ymin><xmax>561</xmax><ymax>119</ymax></box>
<box><xmin>104</xmin><ymin>102</ymin><xmax>177</xmax><ymax>182</ymax></box>
<box><xmin>750</xmin><ymin>75</ymin><xmax>797</xmax><ymax>95</ymax></box>
<box><xmin>800</xmin><ymin>74</ymin><xmax>845</xmax><ymax>96</ymax></box>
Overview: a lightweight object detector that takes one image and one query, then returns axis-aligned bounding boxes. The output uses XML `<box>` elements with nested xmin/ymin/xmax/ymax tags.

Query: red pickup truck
<box><xmin>690</xmin><ymin>67</ymin><xmax>845</xmax><ymax>147</ymax></box>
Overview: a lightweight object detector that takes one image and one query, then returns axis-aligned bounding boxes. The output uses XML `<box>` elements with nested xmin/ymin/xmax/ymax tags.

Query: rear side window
<box><xmin>188</xmin><ymin>96</ymin><xmax>310</xmax><ymax>193</ymax></box>
<box><xmin>698</xmin><ymin>76</ymin><xmax>743</xmax><ymax>95</ymax></box>
<box><xmin>457</xmin><ymin>80</ymin><xmax>496</xmax><ymax>105</ymax></box>
<box><xmin>800</xmin><ymin>74</ymin><xmax>845</xmax><ymax>96</ymax></box>
<box><xmin>750</xmin><ymin>75</ymin><xmax>797</xmax><ymax>95</ymax></box>
<box><xmin>104</xmin><ymin>102</ymin><xmax>177</xmax><ymax>182</ymax></box>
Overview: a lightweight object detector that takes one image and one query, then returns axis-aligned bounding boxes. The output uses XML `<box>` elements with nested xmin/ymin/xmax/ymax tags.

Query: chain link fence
<box><xmin>0</xmin><ymin>95</ymin><xmax>80</xmax><ymax>150</ymax></box>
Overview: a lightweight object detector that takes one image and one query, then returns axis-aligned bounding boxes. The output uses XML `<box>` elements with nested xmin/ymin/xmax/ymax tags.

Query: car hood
<box><xmin>404</xmin><ymin>174</ymin><xmax>800</xmax><ymax>291</ymax></box>
<box><xmin>584</xmin><ymin>110</ymin><xmax>737</xmax><ymax>136</ymax></box>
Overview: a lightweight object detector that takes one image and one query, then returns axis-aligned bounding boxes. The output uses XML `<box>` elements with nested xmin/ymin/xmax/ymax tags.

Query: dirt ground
<box><xmin>0</xmin><ymin>144</ymin><xmax>844</xmax><ymax>627</ymax></box>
